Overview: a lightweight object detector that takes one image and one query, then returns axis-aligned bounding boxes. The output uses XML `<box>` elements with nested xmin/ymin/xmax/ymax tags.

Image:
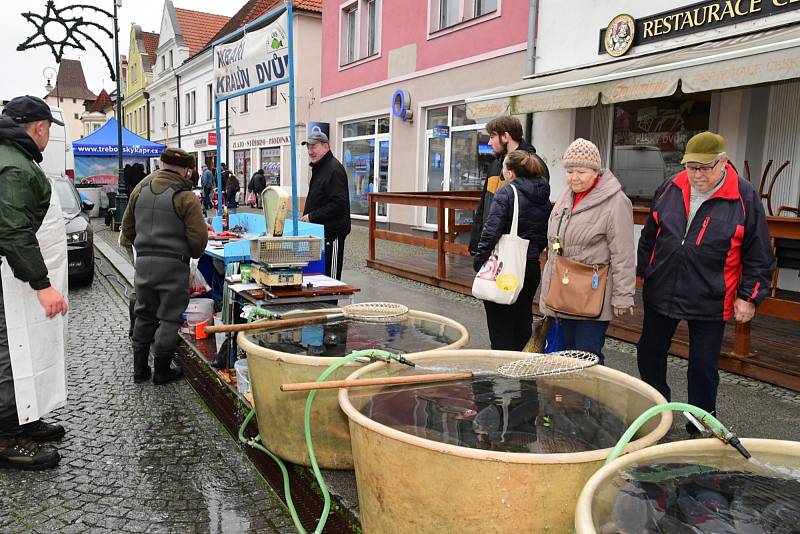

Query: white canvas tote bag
<box><xmin>472</xmin><ymin>183</ymin><xmax>529</xmax><ymax>305</ymax></box>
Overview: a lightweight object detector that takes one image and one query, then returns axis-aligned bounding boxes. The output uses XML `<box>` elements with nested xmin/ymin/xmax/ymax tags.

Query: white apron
<box><xmin>0</xmin><ymin>175</ymin><xmax>68</xmax><ymax>425</ymax></box>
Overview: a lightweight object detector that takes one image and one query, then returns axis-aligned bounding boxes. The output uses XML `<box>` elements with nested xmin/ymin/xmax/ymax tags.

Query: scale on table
<box><xmin>249</xmin><ymin>186</ymin><xmax>322</xmax><ymax>288</ymax></box>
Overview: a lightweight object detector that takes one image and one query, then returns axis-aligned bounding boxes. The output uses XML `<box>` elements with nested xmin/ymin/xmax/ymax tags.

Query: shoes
<box><xmin>21</xmin><ymin>420</ymin><xmax>65</xmax><ymax>443</ymax></box>
<box><xmin>153</xmin><ymin>353</ymin><xmax>183</xmax><ymax>385</ymax></box>
<box><xmin>133</xmin><ymin>344</ymin><xmax>152</xmax><ymax>383</ymax></box>
<box><xmin>0</xmin><ymin>436</ymin><xmax>60</xmax><ymax>471</ymax></box>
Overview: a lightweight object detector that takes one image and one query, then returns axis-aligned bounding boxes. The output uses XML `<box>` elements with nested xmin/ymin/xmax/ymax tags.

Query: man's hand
<box><xmin>734</xmin><ymin>298</ymin><xmax>756</xmax><ymax>323</ymax></box>
<box><xmin>36</xmin><ymin>287</ymin><xmax>68</xmax><ymax>318</ymax></box>
<box><xmin>300</xmin><ymin>214</ymin><xmax>310</xmax><ymax>222</ymax></box>
<box><xmin>613</xmin><ymin>307</ymin><xmax>634</xmax><ymax>318</ymax></box>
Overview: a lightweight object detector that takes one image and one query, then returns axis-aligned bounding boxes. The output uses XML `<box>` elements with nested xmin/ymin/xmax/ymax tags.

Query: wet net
<box><xmin>495</xmin><ymin>350</ymin><xmax>599</xmax><ymax>379</ymax></box>
<box><xmin>342</xmin><ymin>302</ymin><xmax>410</xmax><ymax>323</ymax></box>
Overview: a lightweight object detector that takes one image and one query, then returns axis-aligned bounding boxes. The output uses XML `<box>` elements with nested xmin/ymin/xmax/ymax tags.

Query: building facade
<box><xmin>467</xmin><ymin>0</ymin><xmax>800</xmax><ymax>290</ymax></box>
<box><xmin>123</xmin><ymin>25</ymin><xmax>159</xmax><ymax>139</ymax></box>
<box><xmin>318</xmin><ymin>0</ymin><xmax>529</xmax><ymax>228</ymax></box>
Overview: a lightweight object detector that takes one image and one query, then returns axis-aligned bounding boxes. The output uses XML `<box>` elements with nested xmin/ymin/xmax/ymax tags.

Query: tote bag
<box><xmin>472</xmin><ymin>183</ymin><xmax>529</xmax><ymax>305</ymax></box>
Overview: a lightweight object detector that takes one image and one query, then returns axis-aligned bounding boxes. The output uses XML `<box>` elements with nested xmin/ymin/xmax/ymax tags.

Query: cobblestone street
<box><xmin>0</xmin><ymin>266</ymin><xmax>293</xmax><ymax>533</ymax></box>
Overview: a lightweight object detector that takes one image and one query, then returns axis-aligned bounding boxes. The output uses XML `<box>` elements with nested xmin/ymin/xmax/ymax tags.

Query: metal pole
<box><xmin>287</xmin><ymin>2</ymin><xmax>299</xmax><ymax>236</ymax></box>
<box><xmin>215</xmin><ymin>99</ymin><xmax>222</xmax><ymax>216</ymax></box>
<box><xmin>113</xmin><ymin>0</ymin><xmax>126</xmax><ymax>228</ymax></box>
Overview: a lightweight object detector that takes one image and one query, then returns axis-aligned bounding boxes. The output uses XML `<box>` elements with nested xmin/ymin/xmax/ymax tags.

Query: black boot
<box><xmin>133</xmin><ymin>344</ymin><xmax>151</xmax><ymax>382</ymax></box>
<box><xmin>153</xmin><ymin>353</ymin><xmax>183</xmax><ymax>385</ymax></box>
<box><xmin>0</xmin><ymin>436</ymin><xmax>60</xmax><ymax>471</ymax></box>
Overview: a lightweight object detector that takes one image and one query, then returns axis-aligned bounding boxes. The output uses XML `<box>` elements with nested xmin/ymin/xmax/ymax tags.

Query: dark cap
<box><xmin>2</xmin><ymin>95</ymin><xmax>64</xmax><ymax>126</ymax></box>
<box><xmin>160</xmin><ymin>147</ymin><xmax>196</xmax><ymax>168</ymax></box>
<box><xmin>301</xmin><ymin>132</ymin><xmax>329</xmax><ymax>146</ymax></box>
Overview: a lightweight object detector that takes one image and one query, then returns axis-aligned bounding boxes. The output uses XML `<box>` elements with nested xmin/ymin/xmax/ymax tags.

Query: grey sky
<box><xmin>1</xmin><ymin>0</ymin><xmax>246</xmax><ymax>100</ymax></box>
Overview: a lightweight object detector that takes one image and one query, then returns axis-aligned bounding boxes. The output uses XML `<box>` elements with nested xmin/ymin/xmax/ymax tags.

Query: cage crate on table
<box><xmin>249</xmin><ymin>236</ymin><xmax>323</xmax><ymax>265</ymax></box>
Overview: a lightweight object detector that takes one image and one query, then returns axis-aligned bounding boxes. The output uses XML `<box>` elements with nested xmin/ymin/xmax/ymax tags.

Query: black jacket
<box><xmin>473</xmin><ymin>175</ymin><xmax>551</xmax><ymax>272</ymax></box>
<box><xmin>637</xmin><ymin>163</ymin><xmax>775</xmax><ymax>321</ymax></box>
<box><xmin>469</xmin><ymin>140</ymin><xmax>549</xmax><ymax>253</ymax></box>
<box><xmin>303</xmin><ymin>151</ymin><xmax>351</xmax><ymax>238</ymax></box>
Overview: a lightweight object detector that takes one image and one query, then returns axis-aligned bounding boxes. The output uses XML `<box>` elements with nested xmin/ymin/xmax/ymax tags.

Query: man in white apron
<box><xmin>0</xmin><ymin>96</ymin><xmax>69</xmax><ymax>470</ymax></box>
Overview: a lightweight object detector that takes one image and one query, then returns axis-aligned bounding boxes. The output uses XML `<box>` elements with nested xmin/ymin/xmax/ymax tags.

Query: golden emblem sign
<box><xmin>605</xmin><ymin>14</ymin><xmax>635</xmax><ymax>57</ymax></box>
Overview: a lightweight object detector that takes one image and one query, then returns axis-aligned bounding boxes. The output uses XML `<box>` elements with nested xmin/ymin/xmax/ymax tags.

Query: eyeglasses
<box><xmin>685</xmin><ymin>160</ymin><xmax>719</xmax><ymax>174</ymax></box>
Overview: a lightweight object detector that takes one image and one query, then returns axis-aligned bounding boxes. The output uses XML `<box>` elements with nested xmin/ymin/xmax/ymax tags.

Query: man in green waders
<box><xmin>121</xmin><ymin>148</ymin><xmax>208</xmax><ymax>384</ymax></box>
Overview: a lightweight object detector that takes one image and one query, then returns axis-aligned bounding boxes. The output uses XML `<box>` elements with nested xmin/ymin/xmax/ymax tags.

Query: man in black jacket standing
<box><xmin>301</xmin><ymin>133</ymin><xmax>351</xmax><ymax>280</ymax></box>
<box><xmin>469</xmin><ymin>116</ymin><xmax>549</xmax><ymax>255</ymax></box>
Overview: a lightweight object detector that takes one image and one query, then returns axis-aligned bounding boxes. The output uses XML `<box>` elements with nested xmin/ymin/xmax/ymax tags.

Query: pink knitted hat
<box><xmin>562</xmin><ymin>138</ymin><xmax>602</xmax><ymax>171</ymax></box>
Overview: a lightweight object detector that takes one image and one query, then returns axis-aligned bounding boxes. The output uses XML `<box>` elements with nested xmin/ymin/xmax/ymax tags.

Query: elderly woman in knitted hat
<box><xmin>539</xmin><ymin>139</ymin><xmax>635</xmax><ymax>364</ymax></box>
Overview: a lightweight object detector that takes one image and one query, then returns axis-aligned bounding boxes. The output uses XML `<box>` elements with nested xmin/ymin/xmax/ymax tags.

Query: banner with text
<box><xmin>214</xmin><ymin>11</ymin><xmax>289</xmax><ymax>99</ymax></box>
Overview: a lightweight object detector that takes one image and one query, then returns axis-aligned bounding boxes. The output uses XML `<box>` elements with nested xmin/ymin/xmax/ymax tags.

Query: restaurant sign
<box><xmin>600</xmin><ymin>0</ymin><xmax>800</xmax><ymax>56</ymax></box>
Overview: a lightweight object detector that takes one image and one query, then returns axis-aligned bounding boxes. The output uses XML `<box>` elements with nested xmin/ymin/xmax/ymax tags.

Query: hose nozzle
<box><xmin>724</xmin><ymin>433</ymin><xmax>752</xmax><ymax>460</ymax></box>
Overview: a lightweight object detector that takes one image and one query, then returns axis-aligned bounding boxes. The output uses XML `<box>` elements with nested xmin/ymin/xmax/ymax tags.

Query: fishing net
<box><xmin>495</xmin><ymin>350</ymin><xmax>599</xmax><ymax>379</ymax></box>
<box><xmin>342</xmin><ymin>302</ymin><xmax>409</xmax><ymax>323</ymax></box>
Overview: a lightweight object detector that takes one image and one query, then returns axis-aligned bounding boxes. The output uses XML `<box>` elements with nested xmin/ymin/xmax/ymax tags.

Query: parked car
<box><xmin>612</xmin><ymin>145</ymin><xmax>667</xmax><ymax>205</ymax></box>
<box><xmin>51</xmin><ymin>175</ymin><xmax>95</xmax><ymax>286</ymax></box>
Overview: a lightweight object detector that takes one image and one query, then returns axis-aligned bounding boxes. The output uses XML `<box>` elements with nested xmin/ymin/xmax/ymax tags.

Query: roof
<box><xmin>142</xmin><ymin>31</ymin><xmax>160</xmax><ymax>69</ymax></box>
<box><xmin>90</xmin><ymin>89</ymin><xmax>114</xmax><ymax>113</ymax></box>
<box><xmin>72</xmin><ymin>117</ymin><xmax>164</xmax><ymax>157</ymax></box>
<box><xmin>206</xmin><ymin>0</ymin><xmax>321</xmax><ymax>52</ymax></box>
<box><xmin>174</xmin><ymin>7</ymin><xmax>231</xmax><ymax>56</ymax></box>
<box><xmin>47</xmin><ymin>59</ymin><xmax>97</xmax><ymax>101</ymax></box>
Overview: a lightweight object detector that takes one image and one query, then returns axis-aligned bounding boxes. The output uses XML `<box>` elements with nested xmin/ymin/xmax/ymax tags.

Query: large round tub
<box><xmin>575</xmin><ymin>438</ymin><xmax>800</xmax><ymax>533</ymax></box>
<box><xmin>237</xmin><ymin>308</ymin><xmax>468</xmax><ymax>469</ymax></box>
<box><xmin>338</xmin><ymin>350</ymin><xmax>672</xmax><ymax>533</ymax></box>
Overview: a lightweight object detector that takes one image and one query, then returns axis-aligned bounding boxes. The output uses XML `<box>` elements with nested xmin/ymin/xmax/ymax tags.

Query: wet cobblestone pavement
<box><xmin>0</xmin><ymin>267</ymin><xmax>294</xmax><ymax>533</ymax></box>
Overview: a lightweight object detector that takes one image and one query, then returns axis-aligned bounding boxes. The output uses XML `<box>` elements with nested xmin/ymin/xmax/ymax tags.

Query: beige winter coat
<box><xmin>539</xmin><ymin>170</ymin><xmax>635</xmax><ymax>321</ymax></box>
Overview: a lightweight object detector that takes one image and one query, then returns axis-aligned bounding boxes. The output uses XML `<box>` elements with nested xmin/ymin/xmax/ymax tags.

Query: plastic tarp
<box><xmin>72</xmin><ymin>117</ymin><xmax>165</xmax><ymax>157</ymax></box>
<box><xmin>466</xmin><ymin>25</ymin><xmax>800</xmax><ymax>119</ymax></box>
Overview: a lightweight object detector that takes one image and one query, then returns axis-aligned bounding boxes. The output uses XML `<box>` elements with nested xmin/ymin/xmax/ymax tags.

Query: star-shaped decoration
<box><xmin>18</xmin><ymin>0</ymin><xmax>118</xmax><ymax>81</ymax></box>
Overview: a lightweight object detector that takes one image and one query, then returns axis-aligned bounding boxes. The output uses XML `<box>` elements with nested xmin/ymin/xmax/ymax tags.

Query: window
<box><xmin>74</xmin><ymin>112</ymin><xmax>79</xmax><ymax>120</ymax></box>
<box><xmin>161</xmin><ymin>55</ymin><xmax>165</xmax><ymax>72</ymax></box>
<box><xmin>424</xmin><ymin>104</ymin><xmax>490</xmax><ymax>225</ymax></box>
<box><xmin>265</xmin><ymin>86</ymin><xmax>278</xmax><ymax>108</ymax></box>
<box><xmin>340</xmin><ymin>0</ymin><xmax>382</xmax><ymax>65</ymax></box>
<box><xmin>185</xmin><ymin>91</ymin><xmax>196</xmax><ymax>125</ymax></box>
<box><xmin>173</xmin><ymin>96</ymin><xmax>178</xmax><ymax>124</ymax></box>
<box><xmin>341</xmin><ymin>116</ymin><xmax>390</xmax><ymax>218</ymax></box>
<box><xmin>430</xmin><ymin>0</ymin><xmax>498</xmax><ymax>32</ymax></box>
<box><xmin>610</xmin><ymin>92</ymin><xmax>711</xmax><ymax>206</ymax></box>
<box><xmin>161</xmin><ymin>101</ymin><xmax>166</xmax><ymax>127</ymax></box>
<box><xmin>151</xmin><ymin>105</ymin><xmax>155</xmax><ymax>131</ymax></box>
<box><xmin>260</xmin><ymin>147</ymin><xmax>281</xmax><ymax>186</ymax></box>
<box><xmin>241</xmin><ymin>93</ymin><xmax>249</xmax><ymax>113</ymax></box>
<box><xmin>207</xmin><ymin>84</ymin><xmax>214</xmax><ymax>120</ymax></box>
<box><xmin>169</xmin><ymin>50</ymin><xmax>173</xmax><ymax>68</ymax></box>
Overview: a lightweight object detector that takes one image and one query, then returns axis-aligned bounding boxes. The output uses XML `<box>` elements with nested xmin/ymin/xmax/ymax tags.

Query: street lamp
<box><xmin>43</xmin><ymin>66</ymin><xmax>56</xmax><ymax>97</ymax></box>
<box><xmin>113</xmin><ymin>0</ymin><xmax>126</xmax><ymax>229</ymax></box>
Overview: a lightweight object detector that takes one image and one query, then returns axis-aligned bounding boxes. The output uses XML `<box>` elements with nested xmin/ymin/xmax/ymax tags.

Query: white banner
<box><xmin>214</xmin><ymin>12</ymin><xmax>289</xmax><ymax>99</ymax></box>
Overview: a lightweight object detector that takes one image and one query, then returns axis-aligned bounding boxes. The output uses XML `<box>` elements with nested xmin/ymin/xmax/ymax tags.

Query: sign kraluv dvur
<box><xmin>600</xmin><ymin>0</ymin><xmax>800</xmax><ymax>56</ymax></box>
<box><xmin>215</xmin><ymin>12</ymin><xmax>289</xmax><ymax>98</ymax></box>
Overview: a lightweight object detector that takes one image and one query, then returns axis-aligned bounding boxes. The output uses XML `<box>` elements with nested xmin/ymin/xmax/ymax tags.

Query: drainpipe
<box><xmin>525</xmin><ymin>0</ymin><xmax>539</xmax><ymax>143</ymax></box>
<box><xmin>176</xmin><ymin>73</ymin><xmax>182</xmax><ymax>147</ymax></box>
<box><xmin>143</xmin><ymin>91</ymin><xmax>151</xmax><ymax>140</ymax></box>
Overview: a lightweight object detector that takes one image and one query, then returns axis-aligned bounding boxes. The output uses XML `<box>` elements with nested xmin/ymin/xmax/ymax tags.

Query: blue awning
<box><xmin>72</xmin><ymin>118</ymin><xmax>165</xmax><ymax>157</ymax></box>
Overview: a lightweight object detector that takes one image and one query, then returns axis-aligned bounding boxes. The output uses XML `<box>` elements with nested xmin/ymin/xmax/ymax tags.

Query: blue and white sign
<box><xmin>214</xmin><ymin>12</ymin><xmax>289</xmax><ymax>98</ymax></box>
<box><xmin>432</xmin><ymin>125</ymin><xmax>450</xmax><ymax>139</ymax></box>
<box><xmin>307</xmin><ymin>121</ymin><xmax>330</xmax><ymax>138</ymax></box>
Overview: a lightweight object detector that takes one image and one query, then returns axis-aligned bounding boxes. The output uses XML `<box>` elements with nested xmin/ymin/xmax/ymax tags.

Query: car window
<box><xmin>53</xmin><ymin>179</ymin><xmax>80</xmax><ymax>213</ymax></box>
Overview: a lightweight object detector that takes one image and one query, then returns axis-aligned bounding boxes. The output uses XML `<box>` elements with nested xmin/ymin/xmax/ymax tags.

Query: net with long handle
<box><xmin>341</xmin><ymin>302</ymin><xmax>409</xmax><ymax>323</ymax></box>
<box><xmin>494</xmin><ymin>350</ymin><xmax>599</xmax><ymax>379</ymax></box>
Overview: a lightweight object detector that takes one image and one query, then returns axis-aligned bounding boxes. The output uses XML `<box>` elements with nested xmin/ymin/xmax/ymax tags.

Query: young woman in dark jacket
<box><xmin>474</xmin><ymin>150</ymin><xmax>551</xmax><ymax>350</ymax></box>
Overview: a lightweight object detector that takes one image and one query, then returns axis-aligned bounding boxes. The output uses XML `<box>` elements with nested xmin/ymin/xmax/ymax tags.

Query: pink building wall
<box><xmin>321</xmin><ymin>1</ymin><xmax>530</xmax><ymax>97</ymax></box>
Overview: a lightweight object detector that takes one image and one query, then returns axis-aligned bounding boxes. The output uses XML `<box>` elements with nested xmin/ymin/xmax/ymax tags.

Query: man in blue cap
<box><xmin>637</xmin><ymin>131</ymin><xmax>775</xmax><ymax>435</ymax></box>
<box><xmin>0</xmin><ymin>95</ymin><xmax>69</xmax><ymax>470</ymax></box>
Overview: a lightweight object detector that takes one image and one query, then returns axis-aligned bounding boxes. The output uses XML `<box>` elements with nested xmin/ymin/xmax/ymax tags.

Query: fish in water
<box><xmin>605</xmin><ymin>465</ymin><xmax>800</xmax><ymax>533</ymax></box>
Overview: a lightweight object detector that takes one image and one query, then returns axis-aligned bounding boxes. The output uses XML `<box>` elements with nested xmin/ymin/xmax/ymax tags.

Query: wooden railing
<box><xmin>367</xmin><ymin>191</ymin><xmax>480</xmax><ymax>281</ymax></box>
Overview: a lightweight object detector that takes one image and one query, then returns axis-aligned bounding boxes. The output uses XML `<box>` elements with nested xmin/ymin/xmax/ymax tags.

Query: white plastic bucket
<box><xmin>182</xmin><ymin>298</ymin><xmax>214</xmax><ymax>335</ymax></box>
<box><xmin>235</xmin><ymin>359</ymin><xmax>250</xmax><ymax>395</ymax></box>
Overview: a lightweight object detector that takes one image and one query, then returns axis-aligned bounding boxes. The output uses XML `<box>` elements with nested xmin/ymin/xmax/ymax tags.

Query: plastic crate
<box><xmin>249</xmin><ymin>236</ymin><xmax>323</xmax><ymax>265</ymax></box>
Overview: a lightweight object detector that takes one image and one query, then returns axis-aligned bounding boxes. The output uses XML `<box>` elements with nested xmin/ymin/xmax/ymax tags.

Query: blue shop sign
<box><xmin>433</xmin><ymin>125</ymin><xmax>450</xmax><ymax>139</ymax></box>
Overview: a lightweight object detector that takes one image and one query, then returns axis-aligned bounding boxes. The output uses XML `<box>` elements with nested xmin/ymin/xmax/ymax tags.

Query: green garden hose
<box><xmin>238</xmin><ymin>348</ymin><xmax>405</xmax><ymax>534</ymax></box>
<box><xmin>604</xmin><ymin>402</ymin><xmax>751</xmax><ymax>465</ymax></box>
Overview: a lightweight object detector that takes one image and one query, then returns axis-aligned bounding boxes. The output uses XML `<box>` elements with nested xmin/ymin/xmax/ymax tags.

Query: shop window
<box><xmin>260</xmin><ymin>147</ymin><xmax>281</xmax><ymax>186</ymax></box>
<box><xmin>424</xmin><ymin>104</ymin><xmax>490</xmax><ymax>225</ymax></box>
<box><xmin>234</xmin><ymin>149</ymin><xmax>250</xmax><ymax>190</ymax></box>
<box><xmin>341</xmin><ymin>116</ymin><xmax>390</xmax><ymax>218</ymax></box>
<box><xmin>610</xmin><ymin>92</ymin><xmax>711</xmax><ymax>206</ymax></box>
<box><xmin>430</xmin><ymin>0</ymin><xmax>498</xmax><ymax>33</ymax></box>
<box><xmin>340</xmin><ymin>0</ymin><xmax>382</xmax><ymax>66</ymax></box>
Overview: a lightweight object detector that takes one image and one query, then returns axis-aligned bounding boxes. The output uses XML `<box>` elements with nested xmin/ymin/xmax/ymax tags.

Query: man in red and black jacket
<box><xmin>636</xmin><ymin>132</ymin><xmax>775</xmax><ymax>434</ymax></box>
